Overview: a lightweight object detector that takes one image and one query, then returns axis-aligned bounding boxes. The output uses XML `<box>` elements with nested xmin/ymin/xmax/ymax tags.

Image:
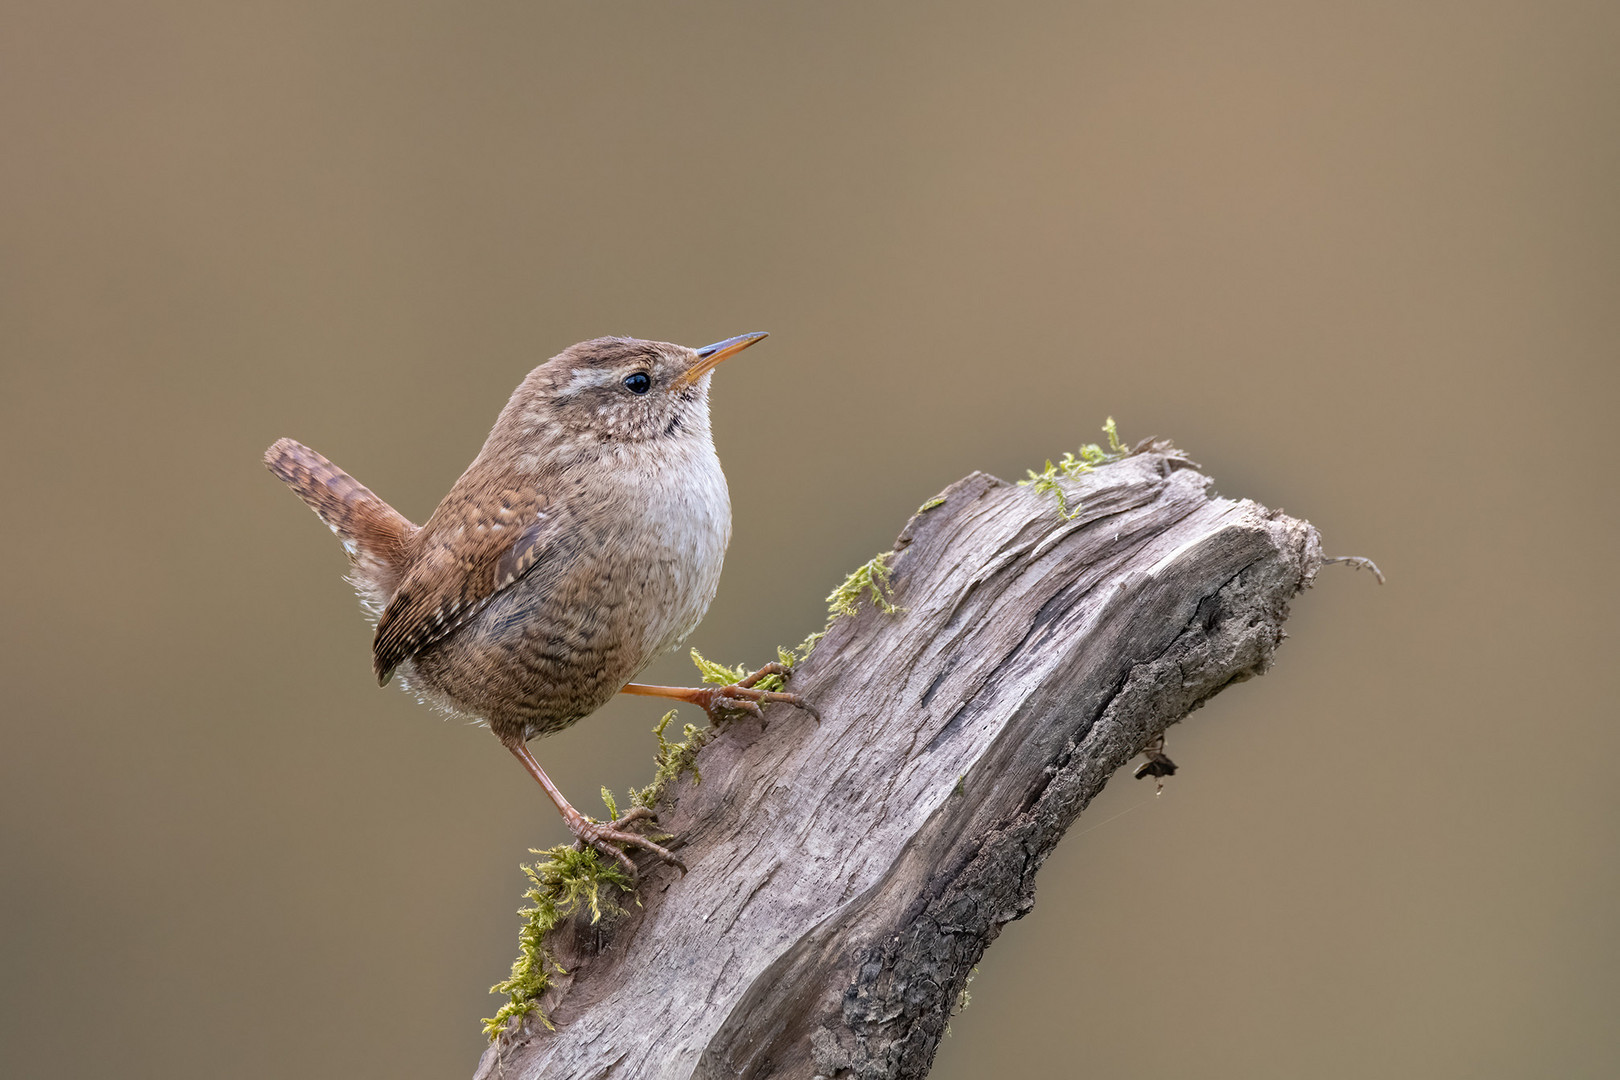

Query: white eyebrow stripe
<box><xmin>557</xmin><ymin>367</ymin><xmax>623</xmax><ymax>396</ymax></box>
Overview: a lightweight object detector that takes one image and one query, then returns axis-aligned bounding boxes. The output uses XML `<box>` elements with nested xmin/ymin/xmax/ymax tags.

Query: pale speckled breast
<box><xmin>403</xmin><ymin>438</ymin><xmax>731</xmax><ymax>740</ymax></box>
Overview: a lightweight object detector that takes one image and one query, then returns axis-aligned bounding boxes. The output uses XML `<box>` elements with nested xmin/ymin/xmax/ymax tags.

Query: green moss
<box><xmin>687</xmin><ymin>647</ymin><xmax>788</xmax><ymax>694</ymax></box>
<box><xmin>628</xmin><ymin>709</ymin><xmax>712</xmax><ymax>810</ymax></box>
<box><xmin>825</xmin><ymin>550</ymin><xmax>902</xmax><ymax>620</ymax></box>
<box><xmin>688</xmin><ymin>649</ymin><xmax>751</xmax><ymax>687</ymax></box>
<box><xmin>1018</xmin><ymin>417</ymin><xmax>1129</xmax><ymax>520</ymax></box>
<box><xmin>481</xmin><ymin>845</ymin><xmax>634</xmax><ymax>1039</ymax></box>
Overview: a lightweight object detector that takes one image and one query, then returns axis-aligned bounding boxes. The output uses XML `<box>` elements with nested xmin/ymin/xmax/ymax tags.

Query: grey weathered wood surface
<box><xmin>475</xmin><ymin>446</ymin><xmax>1323</xmax><ymax>1080</ymax></box>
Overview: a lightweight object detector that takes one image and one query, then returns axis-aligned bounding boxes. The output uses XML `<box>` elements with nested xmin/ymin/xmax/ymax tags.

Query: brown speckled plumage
<box><xmin>265</xmin><ymin>333</ymin><xmax>806</xmax><ymax>875</ymax></box>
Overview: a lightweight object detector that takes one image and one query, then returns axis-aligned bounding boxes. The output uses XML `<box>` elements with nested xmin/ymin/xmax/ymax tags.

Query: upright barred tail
<box><xmin>264</xmin><ymin>437</ymin><xmax>418</xmax><ymax>602</ymax></box>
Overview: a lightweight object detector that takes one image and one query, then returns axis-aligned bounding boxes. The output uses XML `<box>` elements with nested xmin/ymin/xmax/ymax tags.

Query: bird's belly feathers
<box><xmin>638</xmin><ymin>448</ymin><xmax>732</xmax><ymax>658</ymax></box>
<box><xmin>403</xmin><ymin>448</ymin><xmax>731</xmax><ymax>738</ymax></box>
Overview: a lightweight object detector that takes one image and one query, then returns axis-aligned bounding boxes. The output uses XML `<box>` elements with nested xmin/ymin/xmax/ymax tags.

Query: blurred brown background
<box><xmin>2</xmin><ymin>2</ymin><xmax>1615</xmax><ymax>1077</ymax></box>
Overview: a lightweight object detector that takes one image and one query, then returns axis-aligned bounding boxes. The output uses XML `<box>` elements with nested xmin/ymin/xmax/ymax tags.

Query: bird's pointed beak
<box><xmin>674</xmin><ymin>331</ymin><xmax>769</xmax><ymax>390</ymax></box>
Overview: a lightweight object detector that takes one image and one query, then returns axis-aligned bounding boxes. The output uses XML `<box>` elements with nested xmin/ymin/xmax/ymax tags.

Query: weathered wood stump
<box><xmin>476</xmin><ymin>444</ymin><xmax>1323</xmax><ymax>1080</ymax></box>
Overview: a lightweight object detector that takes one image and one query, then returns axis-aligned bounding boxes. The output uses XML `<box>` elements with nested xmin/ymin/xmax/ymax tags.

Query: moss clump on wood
<box><xmin>628</xmin><ymin>708</ymin><xmax>712</xmax><ymax>810</ymax></box>
<box><xmin>1018</xmin><ymin>417</ymin><xmax>1128</xmax><ymax>520</ymax></box>
<box><xmin>824</xmin><ymin>551</ymin><xmax>902</xmax><ymax>620</ymax></box>
<box><xmin>482</xmin><ymin>845</ymin><xmax>634</xmax><ymax>1039</ymax></box>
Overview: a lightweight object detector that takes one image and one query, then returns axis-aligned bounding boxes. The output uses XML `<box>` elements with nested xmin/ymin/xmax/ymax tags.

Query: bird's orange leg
<box><xmin>500</xmin><ymin>735</ymin><xmax>685</xmax><ymax>878</ymax></box>
<box><xmin>621</xmin><ymin>662</ymin><xmax>820</xmax><ymax>725</ymax></box>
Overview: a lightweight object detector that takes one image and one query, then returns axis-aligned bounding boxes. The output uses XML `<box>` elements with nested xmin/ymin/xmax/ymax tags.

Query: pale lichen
<box><xmin>1018</xmin><ymin>417</ymin><xmax>1129</xmax><ymax>520</ymax></box>
<box><xmin>945</xmin><ymin>965</ymin><xmax>979</xmax><ymax>1037</ymax></box>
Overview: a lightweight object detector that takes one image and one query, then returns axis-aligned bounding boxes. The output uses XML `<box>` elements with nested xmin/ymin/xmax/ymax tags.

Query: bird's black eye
<box><xmin>623</xmin><ymin>371</ymin><xmax>652</xmax><ymax>395</ymax></box>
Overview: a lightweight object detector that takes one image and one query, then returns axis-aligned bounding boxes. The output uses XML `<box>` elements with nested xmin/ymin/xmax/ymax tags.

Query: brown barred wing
<box><xmin>371</xmin><ymin>490</ymin><xmax>556</xmax><ymax>684</ymax></box>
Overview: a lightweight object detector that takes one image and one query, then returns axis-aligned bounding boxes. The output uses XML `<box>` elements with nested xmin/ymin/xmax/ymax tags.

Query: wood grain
<box><xmin>476</xmin><ymin>446</ymin><xmax>1323</xmax><ymax>1080</ymax></box>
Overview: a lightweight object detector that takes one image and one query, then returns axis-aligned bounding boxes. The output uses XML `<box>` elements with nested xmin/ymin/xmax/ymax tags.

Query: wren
<box><xmin>265</xmin><ymin>333</ymin><xmax>813</xmax><ymax>876</ymax></box>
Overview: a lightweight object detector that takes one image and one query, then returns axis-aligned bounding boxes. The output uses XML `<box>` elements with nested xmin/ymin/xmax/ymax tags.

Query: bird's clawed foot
<box><xmin>698</xmin><ymin>662</ymin><xmax>821</xmax><ymax>726</ymax></box>
<box><xmin>567</xmin><ymin>805</ymin><xmax>687</xmax><ymax>880</ymax></box>
<box><xmin>503</xmin><ymin>735</ymin><xmax>687</xmax><ymax>881</ymax></box>
<box><xmin>620</xmin><ymin>662</ymin><xmax>821</xmax><ymax>727</ymax></box>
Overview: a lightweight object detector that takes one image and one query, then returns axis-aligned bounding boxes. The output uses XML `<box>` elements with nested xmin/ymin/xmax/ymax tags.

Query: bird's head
<box><xmin>508</xmin><ymin>332</ymin><xmax>768</xmax><ymax>448</ymax></box>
